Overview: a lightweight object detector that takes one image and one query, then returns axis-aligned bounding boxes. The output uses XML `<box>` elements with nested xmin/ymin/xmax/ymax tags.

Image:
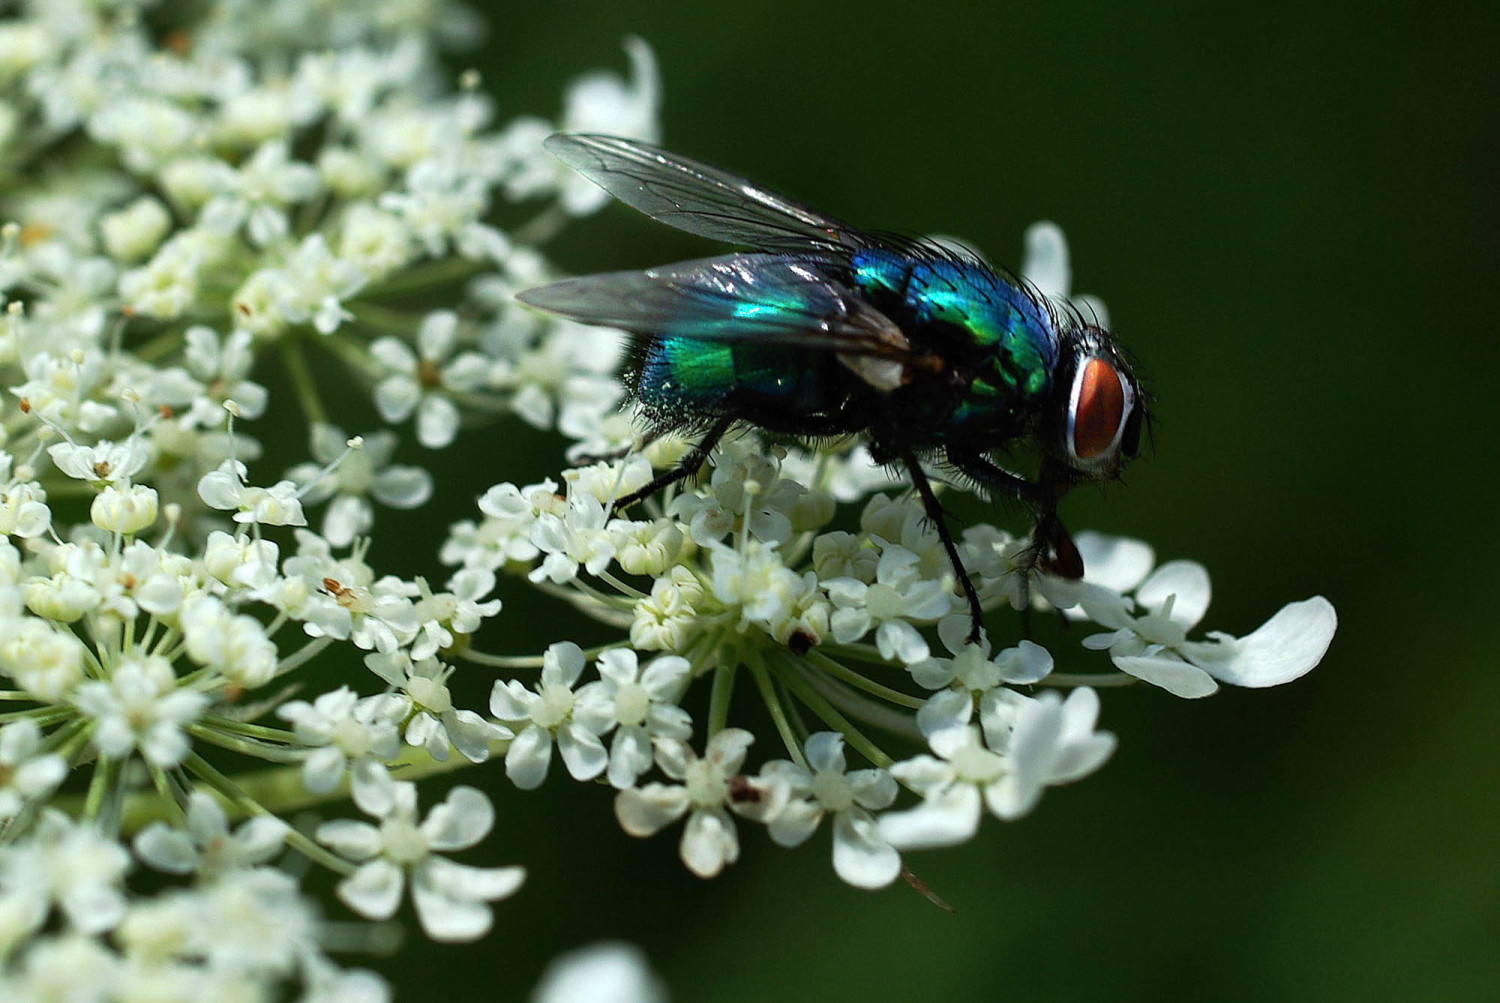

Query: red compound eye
<box><xmin>1070</xmin><ymin>358</ymin><xmax>1126</xmax><ymax>461</ymax></box>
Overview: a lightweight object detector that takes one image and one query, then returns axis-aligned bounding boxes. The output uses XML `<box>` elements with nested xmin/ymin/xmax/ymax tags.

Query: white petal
<box><xmin>803</xmin><ymin>732</ymin><xmax>847</xmax><ymax>774</ymax></box>
<box><xmin>1021</xmin><ymin>221</ymin><xmax>1071</xmax><ymax>298</ymax></box>
<box><xmin>372</xmin><ymin>465</ymin><xmax>434</xmax><ymax>509</ymax></box>
<box><xmin>1074</xmin><ymin>531</ymin><xmax>1154</xmax><ymax>593</ymax></box>
<box><xmin>848</xmin><ymin>769</ymin><xmax>899</xmax><ymax>810</ymax></box>
<box><xmin>606</xmin><ymin>726</ymin><xmax>654</xmax><ymax>790</ymax></box>
<box><xmin>505</xmin><ymin>725</ymin><xmax>554</xmax><ymax>790</ymax></box>
<box><xmin>831</xmin><ymin>810</ymin><xmax>901</xmax><ymax>888</ymax></box>
<box><xmin>234</xmin><ymin>816</ymin><xmax>290</xmax><ymax>863</ymax></box>
<box><xmin>351</xmin><ymin>760</ymin><xmax>396</xmax><ymax>816</ymax></box>
<box><xmin>1136</xmin><ymin>560</ymin><xmax>1212</xmax><ymax>628</ymax></box>
<box><xmin>767</xmin><ymin>799</ymin><xmax>822</xmax><ymax>847</ymax></box>
<box><xmin>887</xmin><ymin>753</ymin><xmax>953</xmax><ymax>797</ymax></box>
<box><xmin>615</xmin><ymin>784</ymin><xmax>688</xmax><ymax>837</ymax></box>
<box><xmin>133</xmin><ymin>824</ymin><xmax>198</xmax><ymax>874</ymax></box>
<box><xmin>877</xmin><ymin>786</ymin><xmax>982</xmax><ymax>850</ymax></box>
<box><xmin>302</xmin><ymin>747</ymin><xmax>348</xmax><ymax>794</ymax></box>
<box><xmin>489</xmin><ymin>679</ymin><xmax>534</xmax><ymax>720</ymax></box>
<box><xmin>374</xmin><ymin>375</ymin><xmax>419</xmax><ymax>422</ymax></box>
<box><xmin>413</xmin><ymin>881</ymin><xmax>493</xmax><ymax>942</ymax></box>
<box><xmin>1185</xmin><ymin>597</ymin><xmax>1337</xmax><ymax>688</ymax></box>
<box><xmin>983</xmin><ymin>774</ymin><xmax>1042</xmax><ymax>821</ymax></box>
<box><xmin>421</xmin><ymin>786</ymin><xmax>493</xmax><ymax>851</ymax></box>
<box><xmin>416</xmin><ymin>395</ymin><xmax>460</xmax><ymax>449</ymax></box>
<box><xmin>680</xmin><ymin>807</ymin><xmax>738</xmax><ymax>878</ymax></box>
<box><xmin>422</xmin><ymin>857</ymin><xmax>526</xmax><ymax>903</ymax></box>
<box><xmin>316</xmin><ymin>819</ymin><xmax>382</xmax><ymax>860</ymax></box>
<box><xmin>876</xmin><ymin>620</ymin><xmax>929</xmax><ymax>665</ymax></box>
<box><xmin>337</xmin><ymin>860</ymin><xmax>405</xmax><ymax>920</ymax></box>
<box><xmin>997</xmin><ymin>640</ymin><xmax>1053</xmax><ymax>684</ymax></box>
<box><xmin>916</xmin><ymin>689</ymin><xmax>973</xmax><ymax>737</ymax></box>
<box><xmin>1112</xmin><ymin>653</ymin><xmax>1220</xmax><ymax>699</ymax></box>
<box><xmin>557</xmin><ymin>724</ymin><xmax>608</xmax><ymax>782</ymax></box>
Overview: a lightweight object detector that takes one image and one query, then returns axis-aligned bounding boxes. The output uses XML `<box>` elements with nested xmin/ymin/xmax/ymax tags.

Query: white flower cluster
<box><xmin>0</xmin><ymin>1</ymin><xmax>1337</xmax><ymax>1000</ymax></box>
<box><xmin>0</xmin><ymin>0</ymin><xmax>673</xmax><ymax>998</ymax></box>
<box><xmin>431</xmin><ymin>222</ymin><xmax>1335</xmax><ymax>890</ymax></box>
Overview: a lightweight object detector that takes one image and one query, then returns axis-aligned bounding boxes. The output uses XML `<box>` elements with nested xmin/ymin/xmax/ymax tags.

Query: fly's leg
<box><xmin>569</xmin><ymin>427</ymin><xmax>661</xmax><ymax>467</ymax></box>
<box><xmin>613</xmin><ymin>415</ymin><xmax>734</xmax><ymax>510</ymax></box>
<box><xmin>947</xmin><ymin>450</ymin><xmax>1083</xmax><ymax>624</ymax></box>
<box><xmin>889</xmin><ymin>438</ymin><xmax>986</xmax><ymax>646</ymax></box>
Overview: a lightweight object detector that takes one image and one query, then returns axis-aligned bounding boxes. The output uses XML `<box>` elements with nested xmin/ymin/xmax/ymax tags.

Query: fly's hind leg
<box><xmin>613</xmin><ymin>415</ymin><xmax>735</xmax><ymax>510</ymax></box>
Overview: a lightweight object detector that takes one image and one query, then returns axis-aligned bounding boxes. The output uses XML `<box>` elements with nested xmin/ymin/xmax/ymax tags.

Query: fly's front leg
<box><xmin>886</xmin><ymin>436</ymin><xmax>986</xmax><ymax>646</ymax></box>
<box><xmin>947</xmin><ymin>450</ymin><xmax>1083</xmax><ymax>619</ymax></box>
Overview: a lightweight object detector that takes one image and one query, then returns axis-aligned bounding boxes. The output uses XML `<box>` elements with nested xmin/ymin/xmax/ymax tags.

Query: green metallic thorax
<box><xmin>849</xmin><ymin>249</ymin><xmax>1059</xmax><ymax>442</ymax></box>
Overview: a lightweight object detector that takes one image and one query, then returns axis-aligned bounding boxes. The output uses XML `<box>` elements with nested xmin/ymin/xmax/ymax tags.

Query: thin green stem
<box><xmin>803</xmin><ymin>650</ymin><xmax>925</xmax><ymax>710</ymax></box>
<box><xmin>82</xmin><ymin>756</ymin><xmax>117</xmax><ymax>823</ymax></box>
<box><xmin>1039</xmin><ymin>672</ymin><xmax>1138</xmax><ymax>688</ymax></box>
<box><xmin>189</xmin><ymin>725</ymin><xmax>302</xmax><ymax>763</ymax></box>
<box><xmin>348</xmin><ymin>300</ymin><xmax>421</xmax><ymax>336</ymax></box>
<box><xmin>130</xmin><ymin>327</ymin><xmax>187</xmax><ymax>363</ymax></box>
<box><xmin>747</xmin><ymin>652</ymin><xmax>807</xmax><ymax>769</ymax></box>
<box><xmin>822</xmin><ymin>642</ymin><xmax>904</xmax><ymax>668</ymax></box>
<box><xmin>146</xmin><ymin>764</ymin><xmax>189</xmax><ymax>828</ymax></box>
<box><xmin>0</xmin><ymin>705</ymin><xmax>74</xmax><ymax>727</ymax></box>
<box><xmin>278</xmin><ymin>338</ymin><xmax>328</xmax><ymax>427</ymax></box>
<box><xmin>460</xmin><ymin>642</ymin><xmax>626</xmax><ymax>670</ymax></box>
<box><xmin>766</xmin><ymin>653</ymin><xmax>892</xmax><ymax>768</ymax></box>
<box><xmin>597</xmin><ymin>570</ymin><xmax>647</xmax><ymax>601</ymax></box>
<box><xmin>184</xmin><ymin>751</ymin><xmax>354</xmax><ymax>876</ymax></box>
<box><xmin>510</xmin><ymin>203</ymin><xmax>571</xmax><ymax>246</ymax></box>
<box><xmin>706</xmin><ymin>659</ymin><xmax>738</xmax><ymax>738</ymax></box>
<box><xmin>199</xmin><ymin>715</ymin><xmax>297</xmax><ymax>743</ymax></box>
<box><xmin>276</xmin><ymin>636</ymin><xmax>334</xmax><ymax>677</ymax></box>
<box><xmin>362</xmin><ymin>257</ymin><xmax>487</xmax><ymax>299</ymax></box>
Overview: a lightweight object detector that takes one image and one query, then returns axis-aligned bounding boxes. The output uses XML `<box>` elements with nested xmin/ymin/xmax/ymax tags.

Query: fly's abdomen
<box><xmin>635</xmin><ymin>337</ymin><xmax>834</xmax><ymax>421</ymax></box>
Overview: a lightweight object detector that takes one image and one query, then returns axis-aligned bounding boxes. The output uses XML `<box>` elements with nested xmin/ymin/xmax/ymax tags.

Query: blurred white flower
<box><xmin>133</xmin><ymin>791</ymin><xmax>288</xmax><ymax>878</ymax></box>
<box><xmin>532</xmin><ymin>942</ymin><xmax>668</xmax><ymax>1003</ymax></box>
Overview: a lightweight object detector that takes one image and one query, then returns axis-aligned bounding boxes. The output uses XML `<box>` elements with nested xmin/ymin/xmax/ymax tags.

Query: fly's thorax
<box><xmin>1045</xmin><ymin>323</ymin><xmax>1144</xmax><ymax>478</ymax></box>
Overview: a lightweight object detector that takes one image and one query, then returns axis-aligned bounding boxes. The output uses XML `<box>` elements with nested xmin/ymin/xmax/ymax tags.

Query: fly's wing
<box><xmin>546</xmin><ymin>134</ymin><xmax>866</xmax><ymax>256</ymax></box>
<box><xmin>518</xmin><ymin>254</ymin><xmax>929</xmax><ymax>382</ymax></box>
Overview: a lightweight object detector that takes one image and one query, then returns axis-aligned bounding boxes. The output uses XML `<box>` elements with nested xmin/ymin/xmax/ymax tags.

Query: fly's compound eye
<box><xmin>1066</xmin><ymin>356</ymin><xmax>1136</xmax><ymax>471</ymax></box>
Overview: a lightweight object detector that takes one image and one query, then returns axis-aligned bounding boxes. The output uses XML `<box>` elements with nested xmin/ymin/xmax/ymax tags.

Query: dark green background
<box><xmin>361</xmin><ymin>2</ymin><xmax>1498</xmax><ymax>999</ymax></box>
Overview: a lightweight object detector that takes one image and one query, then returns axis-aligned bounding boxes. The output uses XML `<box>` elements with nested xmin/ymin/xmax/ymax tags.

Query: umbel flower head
<box><xmin>0</xmin><ymin>1</ymin><xmax>1335</xmax><ymax>1000</ymax></box>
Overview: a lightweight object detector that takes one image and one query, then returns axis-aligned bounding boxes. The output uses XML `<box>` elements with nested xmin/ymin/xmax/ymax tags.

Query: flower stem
<box><xmin>278</xmin><ymin>339</ymin><xmax>328</xmax><ymax>427</ymax></box>
<box><xmin>82</xmin><ymin>755</ymin><xmax>117</xmax><ymax>823</ymax></box>
<box><xmin>766</xmin><ymin>653</ymin><xmax>892</xmax><ymax>769</ymax></box>
<box><xmin>803</xmin><ymin>650</ymin><xmax>925</xmax><ymax>710</ymax></box>
<box><xmin>1040</xmin><ymin>672</ymin><xmax>1137</xmax><ymax>688</ymax></box>
<box><xmin>184</xmin><ymin>751</ymin><xmax>354</xmax><ymax>876</ymax></box>
<box><xmin>362</xmin><ymin>257</ymin><xmax>487</xmax><ymax>299</ymax></box>
<box><xmin>706</xmin><ymin>659</ymin><xmax>737</xmax><ymax>738</ymax></box>
<box><xmin>747</xmin><ymin>652</ymin><xmax>806</xmax><ymax>769</ymax></box>
<box><xmin>275</xmin><ymin>636</ymin><xmax>334</xmax><ymax>677</ymax></box>
<box><xmin>461</xmin><ymin>642</ymin><xmax>626</xmax><ymax>669</ymax></box>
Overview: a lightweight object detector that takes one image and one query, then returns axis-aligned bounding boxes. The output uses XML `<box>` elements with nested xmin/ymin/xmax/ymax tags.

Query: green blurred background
<box><xmin>359</xmin><ymin>1</ymin><xmax>1499</xmax><ymax>999</ymax></box>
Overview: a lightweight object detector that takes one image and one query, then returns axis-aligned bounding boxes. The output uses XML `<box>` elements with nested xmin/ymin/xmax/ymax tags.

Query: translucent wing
<box><xmin>546</xmin><ymin>134</ymin><xmax>867</xmax><ymax>256</ymax></box>
<box><xmin>517</xmin><ymin>254</ymin><xmax>922</xmax><ymax>369</ymax></box>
